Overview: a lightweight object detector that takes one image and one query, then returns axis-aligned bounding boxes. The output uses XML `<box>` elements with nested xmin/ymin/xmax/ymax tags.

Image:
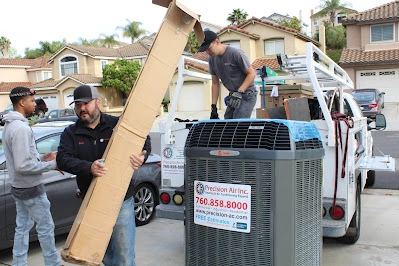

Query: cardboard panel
<box><xmin>61</xmin><ymin>1</ymin><xmax>202</xmax><ymax>264</ymax></box>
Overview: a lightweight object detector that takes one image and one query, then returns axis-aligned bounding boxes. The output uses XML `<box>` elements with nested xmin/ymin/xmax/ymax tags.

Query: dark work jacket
<box><xmin>56</xmin><ymin>112</ymin><xmax>151</xmax><ymax>200</ymax></box>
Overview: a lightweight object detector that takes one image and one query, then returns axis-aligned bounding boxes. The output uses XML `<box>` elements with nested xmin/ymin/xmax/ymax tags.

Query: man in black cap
<box><xmin>56</xmin><ymin>85</ymin><xmax>151</xmax><ymax>266</ymax></box>
<box><xmin>3</xmin><ymin>87</ymin><xmax>61</xmax><ymax>265</ymax></box>
<box><xmin>198</xmin><ymin>30</ymin><xmax>257</xmax><ymax>119</ymax></box>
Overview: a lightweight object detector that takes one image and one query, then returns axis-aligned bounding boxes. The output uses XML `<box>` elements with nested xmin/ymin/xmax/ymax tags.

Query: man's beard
<box><xmin>79</xmin><ymin>106</ymin><xmax>101</xmax><ymax>125</ymax></box>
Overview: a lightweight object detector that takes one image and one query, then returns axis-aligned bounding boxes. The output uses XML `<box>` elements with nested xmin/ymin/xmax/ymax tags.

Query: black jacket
<box><xmin>56</xmin><ymin>112</ymin><xmax>151</xmax><ymax>200</ymax></box>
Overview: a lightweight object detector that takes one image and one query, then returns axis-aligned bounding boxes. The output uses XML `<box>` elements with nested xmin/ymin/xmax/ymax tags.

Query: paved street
<box><xmin>0</xmin><ymin>188</ymin><xmax>398</xmax><ymax>266</ymax></box>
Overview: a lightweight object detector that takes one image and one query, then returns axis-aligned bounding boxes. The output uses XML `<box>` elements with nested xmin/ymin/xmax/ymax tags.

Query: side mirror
<box><xmin>368</xmin><ymin>114</ymin><xmax>386</xmax><ymax>130</ymax></box>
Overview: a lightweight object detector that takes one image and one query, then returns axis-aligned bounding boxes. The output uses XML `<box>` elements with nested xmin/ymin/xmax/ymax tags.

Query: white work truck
<box><xmin>156</xmin><ymin>42</ymin><xmax>395</xmax><ymax>244</ymax></box>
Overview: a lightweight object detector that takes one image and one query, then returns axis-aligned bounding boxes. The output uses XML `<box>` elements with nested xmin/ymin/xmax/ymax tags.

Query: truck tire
<box><xmin>338</xmin><ymin>180</ymin><xmax>361</xmax><ymax>244</ymax></box>
<box><xmin>366</xmin><ymin>170</ymin><xmax>376</xmax><ymax>187</ymax></box>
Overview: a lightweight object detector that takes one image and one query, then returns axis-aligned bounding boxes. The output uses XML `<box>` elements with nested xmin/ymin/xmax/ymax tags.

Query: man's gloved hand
<box><xmin>228</xmin><ymin>91</ymin><xmax>243</xmax><ymax>109</ymax></box>
<box><xmin>210</xmin><ymin>104</ymin><xmax>219</xmax><ymax>119</ymax></box>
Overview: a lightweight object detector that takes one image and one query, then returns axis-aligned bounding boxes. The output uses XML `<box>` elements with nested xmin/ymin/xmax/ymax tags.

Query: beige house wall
<box><xmin>55</xmin><ymin>79</ymin><xmax>123</xmax><ymax>108</ymax></box>
<box><xmin>27</xmin><ymin>71</ymin><xmax>38</xmax><ymax>83</ymax></box>
<box><xmin>0</xmin><ymin>93</ymin><xmax>12</xmax><ymax>110</ymax></box>
<box><xmin>168</xmin><ymin>69</ymin><xmax>213</xmax><ymax>111</ymax></box>
<box><xmin>346</xmin><ymin>23</ymin><xmax>399</xmax><ymax>51</ymax></box>
<box><xmin>0</xmin><ymin>68</ymin><xmax>29</xmax><ymax>82</ymax></box>
<box><xmin>345</xmin><ymin>25</ymin><xmax>362</xmax><ymax>49</ymax></box>
<box><xmin>238</xmin><ymin>23</ymin><xmax>301</xmax><ymax>57</ymax></box>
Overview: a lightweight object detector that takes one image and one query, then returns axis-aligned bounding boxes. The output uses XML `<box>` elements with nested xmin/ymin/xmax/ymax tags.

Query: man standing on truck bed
<box><xmin>198</xmin><ymin>30</ymin><xmax>257</xmax><ymax>119</ymax></box>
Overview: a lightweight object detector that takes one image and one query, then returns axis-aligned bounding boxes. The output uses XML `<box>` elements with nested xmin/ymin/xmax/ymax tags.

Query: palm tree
<box><xmin>77</xmin><ymin>37</ymin><xmax>99</xmax><ymax>46</ymax></box>
<box><xmin>116</xmin><ymin>20</ymin><xmax>147</xmax><ymax>43</ymax></box>
<box><xmin>315</xmin><ymin>0</ymin><xmax>352</xmax><ymax>26</ymax></box>
<box><xmin>227</xmin><ymin>8</ymin><xmax>248</xmax><ymax>26</ymax></box>
<box><xmin>0</xmin><ymin>36</ymin><xmax>11</xmax><ymax>58</ymax></box>
<box><xmin>98</xmin><ymin>33</ymin><xmax>120</xmax><ymax>48</ymax></box>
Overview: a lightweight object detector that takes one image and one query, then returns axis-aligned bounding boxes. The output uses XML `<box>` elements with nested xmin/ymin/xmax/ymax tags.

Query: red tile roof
<box><xmin>218</xmin><ymin>25</ymin><xmax>260</xmax><ymax>39</ymax></box>
<box><xmin>343</xmin><ymin>1</ymin><xmax>399</xmax><ymax>24</ymax></box>
<box><xmin>0</xmin><ymin>56</ymin><xmax>51</xmax><ymax>69</ymax></box>
<box><xmin>0</xmin><ymin>82</ymin><xmax>32</xmax><ymax>92</ymax></box>
<box><xmin>50</xmin><ymin>42</ymin><xmax>150</xmax><ymax>62</ymax></box>
<box><xmin>252</xmin><ymin>58</ymin><xmax>280</xmax><ymax>70</ymax></box>
<box><xmin>339</xmin><ymin>48</ymin><xmax>399</xmax><ymax>66</ymax></box>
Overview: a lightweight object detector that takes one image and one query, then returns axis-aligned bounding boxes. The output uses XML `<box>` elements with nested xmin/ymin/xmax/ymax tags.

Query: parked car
<box><xmin>351</xmin><ymin>88</ymin><xmax>385</xmax><ymax>119</ymax></box>
<box><xmin>0</xmin><ymin>99</ymin><xmax>48</xmax><ymax>125</ymax></box>
<box><xmin>34</xmin><ymin>108</ymin><xmax>78</xmax><ymax>124</ymax></box>
<box><xmin>0</xmin><ymin>123</ymin><xmax>161</xmax><ymax>250</ymax></box>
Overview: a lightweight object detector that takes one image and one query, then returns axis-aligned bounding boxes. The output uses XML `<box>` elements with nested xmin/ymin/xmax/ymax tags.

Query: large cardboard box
<box><xmin>259</xmin><ymin>84</ymin><xmax>314</xmax><ymax>108</ymax></box>
<box><xmin>61</xmin><ymin>1</ymin><xmax>203</xmax><ymax>265</ymax></box>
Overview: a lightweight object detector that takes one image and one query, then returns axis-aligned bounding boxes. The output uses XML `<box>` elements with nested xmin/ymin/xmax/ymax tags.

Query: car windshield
<box><xmin>352</xmin><ymin>91</ymin><xmax>375</xmax><ymax>102</ymax></box>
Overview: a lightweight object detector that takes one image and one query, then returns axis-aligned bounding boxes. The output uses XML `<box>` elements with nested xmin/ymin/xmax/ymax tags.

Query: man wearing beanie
<box><xmin>56</xmin><ymin>85</ymin><xmax>151</xmax><ymax>266</ymax></box>
<box><xmin>198</xmin><ymin>30</ymin><xmax>257</xmax><ymax>119</ymax></box>
<box><xmin>2</xmin><ymin>87</ymin><xmax>61</xmax><ymax>266</ymax></box>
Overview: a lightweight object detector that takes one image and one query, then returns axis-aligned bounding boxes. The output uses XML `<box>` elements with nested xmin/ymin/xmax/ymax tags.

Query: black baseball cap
<box><xmin>198</xmin><ymin>30</ymin><xmax>218</xmax><ymax>52</ymax></box>
<box><xmin>70</xmin><ymin>85</ymin><xmax>99</xmax><ymax>105</ymax></box>
<box><xmin>9</xmin><ymin>87</ymin><xmax>36</xmax><ymax>99</ymax></box>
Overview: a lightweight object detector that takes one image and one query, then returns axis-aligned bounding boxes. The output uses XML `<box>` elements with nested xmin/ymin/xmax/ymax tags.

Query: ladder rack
<box><xmin>262</xmin><ymin>42</ymin><xmax>354</xmax><ymax>147</ymax></box>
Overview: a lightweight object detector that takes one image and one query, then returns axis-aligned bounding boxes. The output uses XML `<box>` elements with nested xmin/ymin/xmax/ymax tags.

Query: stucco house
<box><xmin>340</xmin><ymin>1</ymin><xmax>399</xmax><ymax>104</ymax></box>
<box><xmin>0</xmin><ymin>56</ymin><xmax>52</xmax><ymax>109</ymax></box>
<box><xmin>27</xmin><ymin>42</ymin><xmax>151</xmax><ymax>112</ymax></box>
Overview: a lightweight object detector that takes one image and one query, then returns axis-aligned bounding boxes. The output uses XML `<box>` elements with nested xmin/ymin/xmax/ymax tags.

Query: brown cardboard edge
<box><xmin>152</xmin><ymin>0</ymin><xmax>203</xmax><ymax>43</ymax></box>
<box><xmin>61</xmin><ymin>250</ymin><xmax>100</xmax><ymax>266</ymax></box>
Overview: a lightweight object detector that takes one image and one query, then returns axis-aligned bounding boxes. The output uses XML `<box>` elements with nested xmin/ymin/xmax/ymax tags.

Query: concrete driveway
<box><xmin>0</xmin><ymin>189</ymin><xmax>398</xmax><ymax>266</ymax></box>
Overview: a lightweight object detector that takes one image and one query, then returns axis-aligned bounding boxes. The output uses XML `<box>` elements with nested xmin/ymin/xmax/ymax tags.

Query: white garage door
<box><xmin>178</xmin><ymin>82</ymin><xmax>205</xmax><ymax>111</ymax></box>
<box><xmin>356</xmin><ymin>69</ymin><xmax>399</xmax><ymax>103</ymax></box>
<box><xmin>40</xmin><ymin>94</ymin><xmax>58</xmax><ymax>112</ymax></box>
<box><xmin>64</xmin><ymin>93</ymin><xmax>74</xmax><ymax>108</ymax></box>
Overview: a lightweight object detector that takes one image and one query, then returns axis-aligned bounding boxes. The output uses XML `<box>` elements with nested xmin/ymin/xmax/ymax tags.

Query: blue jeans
<box><xmin>224</xmin><ymin>90</ymin><xmax>258</xmax><ymax>119</ymax></box>
<box><xmin>12</xmin><ymin>193</ymin><xmax>60</xmax><ymax>266</ymax></box>
<box><xmin>103</xmin><ymin>196</ymin><xmax>136</xmax><ymax>266</ymax></box>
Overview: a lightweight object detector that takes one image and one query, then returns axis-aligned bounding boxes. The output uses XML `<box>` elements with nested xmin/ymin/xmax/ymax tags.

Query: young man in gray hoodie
<box><xmin>2</xmin><ymin>87</ymin><xmax>61</xmax><ymax>266</ymax></box>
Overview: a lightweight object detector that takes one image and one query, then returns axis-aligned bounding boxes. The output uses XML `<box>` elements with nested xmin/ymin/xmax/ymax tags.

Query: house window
<box><xmin>60</xmin><ymin>56</ymin><xmax>78</xmax><ymax>77</ymax></box>
<box><xmin>101</xmin><ymin>60</ymin><xmax>108</xmax><ymax>70</ymax></box>
<box><xmin>314</xmin><ymin>20</ymin><xmax>318</xmax><ymax>26</ymax></box>
<box><xmin>371</xmin><ymin>24</ymin><xmax>394</xmax><ymax>42</ymax></box>
<box><xmin>36</xmin><ymin>71</ymin><xmax>53</xmax><ymax>82</ymax></box>
<box><xmin>44</xmin><ymin>71</ymin><xmax>52</xmax><ymax>79</ymax></box>
<box><xmin>337</xmin><ymin>15</ymin><xmax>346</xmax><ymax>24</ymax></box>
<box><xmin>264</xmin><ymin>39</ymin><xmax>284</xmax><ymax>55</ymax></box>
<box><xmin>223</xmin><ymin>41</ymin><xmax>241</xmax><ymax>49</ymax></box>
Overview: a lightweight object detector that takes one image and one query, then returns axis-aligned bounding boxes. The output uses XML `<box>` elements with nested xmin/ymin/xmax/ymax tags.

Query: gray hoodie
<box><xmin>3</xmin><ymin>111</ymin><xmax>56</xmax><ymax>188</ymax></box>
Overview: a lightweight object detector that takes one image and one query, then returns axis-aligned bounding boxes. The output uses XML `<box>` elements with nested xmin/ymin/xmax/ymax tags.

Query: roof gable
<box><xmin>233</xmin><ymin>17</ymin><xmax>319</xmax><ymax>45</ymax></box>
<box><xmin>49</xmin><ymin>42</ymin><xmax>151</xmax><ymax>63</ymax></box>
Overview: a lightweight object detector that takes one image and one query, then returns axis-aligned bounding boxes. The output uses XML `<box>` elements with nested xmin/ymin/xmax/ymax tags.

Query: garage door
<box><xmin>40</xmin><ymin>94</ymin><xmax>58</xmax><ymax>112</ymax></box>
<box><xmin>178</xmin><ymin>82</ymin><xmax>205</xmax><ymax>111</ymax></box>
<box><xmin>356</xmin><ymin>69</ymin><xmax>399</xmax><ymax>103</ymax></box>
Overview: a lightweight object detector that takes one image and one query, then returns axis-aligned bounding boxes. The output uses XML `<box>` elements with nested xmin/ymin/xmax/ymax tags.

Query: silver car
<box><xmin>0</xmin><ymin>123</ymin><xmax>161</xmax><ymax>250</ymax></box>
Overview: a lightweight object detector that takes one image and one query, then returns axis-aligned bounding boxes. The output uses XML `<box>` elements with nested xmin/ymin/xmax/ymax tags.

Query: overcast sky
<box><xmin>1</xmin><ymin>0</ymin><xmax>392</xmax><ymax>56</ymax></box>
